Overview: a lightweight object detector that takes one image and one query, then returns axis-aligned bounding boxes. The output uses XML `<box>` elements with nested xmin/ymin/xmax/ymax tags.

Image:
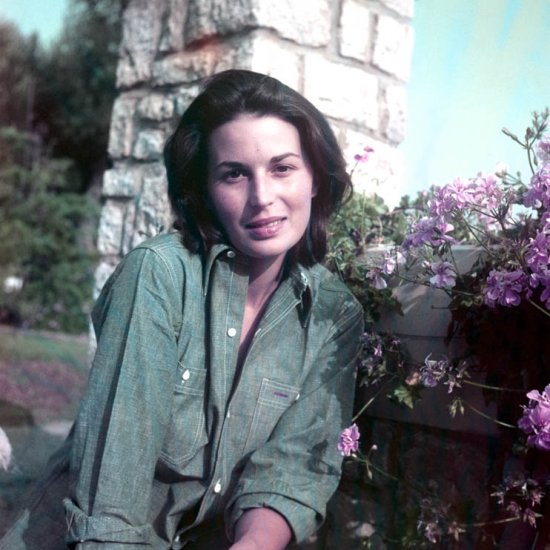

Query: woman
<box><xmin>1</xmin><ymin>69</ymin><xmax>363</xmax><ymax>549</ymax></box>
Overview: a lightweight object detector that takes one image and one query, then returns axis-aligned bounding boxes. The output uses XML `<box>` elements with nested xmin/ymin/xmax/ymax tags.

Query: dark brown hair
<box><xmin>163</xmin><ymin>69</ymin><xmax>352</xmax><ymax>266</ymax></box>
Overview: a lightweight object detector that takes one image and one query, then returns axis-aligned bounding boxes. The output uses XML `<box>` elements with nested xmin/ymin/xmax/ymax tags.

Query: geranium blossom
<box><xmin>429</xmin><ymin>261</ymin><xmax>456</xmax><ymax>288</ymax></box>
<box><xmin>366</xmin><ymin>267</ymin><xmax>387</xmax><ymax>289</ymax></box>
<box><xmin>338</xmin><ymin>423</ymin><xmax>360</xmax><ymax>456</ymax></box>
<box><xmin>353</xmin><ymin>145</ymin><xmax>375</xmax><ymax>163</ymax></box>
<box><xmin>483</xmin><ymin>269</ymin><xmax>526</xmax><ymax>307</ymax></box>
<box><xmin>536</xmin><ymin>134</ymin><xmax>550</xmax><ymax>163</ymax></box>
<box><xmin>518</xmin><ymin>385</ymin><xmax>550</xmax><ymax>450</ymax></box>
<box><xmin>524</xmin><ymin>164</ymin><xmax>550</xmax><ymax>210</ymax></box>
<box><xmin>525</xmin><ymin>229</ymin><xmax>550</xmax><ymax>274</ymax></box>
<box><xmin>403</xmin><ymin>217</ymin><xmax>455</xmax><ymax>249</ymax></box>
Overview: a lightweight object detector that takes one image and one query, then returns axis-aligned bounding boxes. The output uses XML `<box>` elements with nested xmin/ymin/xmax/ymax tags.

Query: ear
<box><xmin>311</xmin><ymin>180</ymin><xmax>318</xmax><ymax>198</ymax></box>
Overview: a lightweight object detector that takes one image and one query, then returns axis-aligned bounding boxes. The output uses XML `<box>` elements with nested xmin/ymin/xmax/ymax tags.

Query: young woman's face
<box><xmin>207</xmin><ymin>114</ymin><xmax>316</xmax><ymax>267</ymax></box>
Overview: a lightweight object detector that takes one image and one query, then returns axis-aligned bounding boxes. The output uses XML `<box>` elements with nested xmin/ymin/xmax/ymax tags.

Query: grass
<box><xmin>0</xmin><ymin>328</ymin><xmax>89</xmax><ymax>373</ymax></box>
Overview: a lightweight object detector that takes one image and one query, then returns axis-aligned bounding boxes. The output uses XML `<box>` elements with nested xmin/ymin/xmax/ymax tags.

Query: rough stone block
<box><xmin>173</xmin><ymin>84</ymin><xmax>202</xmax><ymax>116</ymax></box>
<box><xmin>246</xmin><ymin>33</ymin><xmax>302</xmax><ymax>91</ymax></box>
<box><xmin>339</xmin><ymin>0</ymin><xmax>372</xmax><ymax>62</ymax></box>
<box><xmin>159</xmin><ymin>0</ymin><xmax>188</xmax><ymax>53</ymax></box>
<box><xmin>116</xmin><ymin>0</ymin><xmax>164</xmax><ymax>88</ymax></box>
<box><xmin>108</xmin><ymin>95</ymin><xmax>139</xmax><ymax>159</ymax></box>
<box><xmin>304</xmin><ymin>56</ymin><xmax>379</xmax><ymax>130</ymax></box>
<box><xmin>132</xmin><ymin>129</ymin><xmax>167</xmax><ymax>160</ymax></box>
<box><xmin>340</xmin><ymin>129</ymin><xmax>403</xmax><ymax>207</ymax></box>
<box><xmin>97</xmin><ymin>200</ymin><xmax>126</xmax><ymax>256</ymax></box>
<box><xmin>379</xmin><ymin>0</ymin><xmax>414</xmax><ymax>18</ymax></box>
<box><xmin>372</xmin><ymin>14</ymin><xmax>414</xmax><ymax>81</ymax></box>
<box><xmin>93</xmin><ymin>260</ymin><xmax>118</xmax><ymax>299</ymax></box>
<box><xmin>137</xmin><ymin>94</ymin><xmax>174</xmax><ymax>121</ymax></box>
<box><xmin>152</xmin><ymin>42</ymin><xmax>237</xmax><ymax>86</ymax></box>
<box><xmin>382</xmin><ymin>83</ymin><xmax>407</xmax><ymax>143</ymax></box>
<box><xmin>131</xmin><ymin>164</ymin><xmax>173</xmax><ymax>249</ymax></box>
<box><xmin>252</xmin><ymin>0</ymin><xmax>331</xmax><ymax>47</ymax></box>
<box><xmin>102</xmin><ymin>164</ymin><xmax>141</xmax><ymax>197</ymax></box>
<box><xmin>185</xmin><ymin>0</ymin><xmax>331</xmax><ymax>48</ymax></box>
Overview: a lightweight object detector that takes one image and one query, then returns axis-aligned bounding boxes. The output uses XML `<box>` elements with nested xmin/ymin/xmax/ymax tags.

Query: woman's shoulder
<box><xmin>303</xmin><ymin>263</ymin><xmax>362</xmax><ymax>316</ymax></box>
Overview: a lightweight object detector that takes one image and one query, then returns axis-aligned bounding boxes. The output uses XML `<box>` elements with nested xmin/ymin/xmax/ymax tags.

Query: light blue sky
<box><xmin>1</xmin><ymin>0</ymin><xmax>548</xmax><ymax>198</ymax></box>
<box><xmin>402</xmin><ymin>0</ymin><xmax>550</xmax><ymax>196</ymax></box>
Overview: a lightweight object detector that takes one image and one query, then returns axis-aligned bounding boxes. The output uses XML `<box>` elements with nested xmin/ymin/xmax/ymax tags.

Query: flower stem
<box><xmin>462</xmin><ymin>379</ymin><xmax>526</xmax><ymax>393</ymax></box>
<box><xmin>462</xmin><ymin>400</ymin><xmax>517</xmax><ymax>429</ymax></box>
<box><xmin>353</xmin><ymin>378</ymin><xmax>394</xmax><ymax>421</ymax></box>
<box><xmin>526</xmin><ymin>297</ymin><xmax>550</xmax><ymax>318</ymax></box>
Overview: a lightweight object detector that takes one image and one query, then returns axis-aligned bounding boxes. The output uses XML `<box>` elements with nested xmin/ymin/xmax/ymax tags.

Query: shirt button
<box><xmin>174</xmin><ymin>534</ymin><xmax>180</xmax><ymax>543</ymax></box>
<box><xmin>227</xmin><ymin>250</ymin><xmax>235</xmax><ymax>258</ymax></box>
<box><xmin>227</xmin><ymin>327</ymin><xmax>237</xmax><ymax>338</ymax></box>
<box><xmin>226</xmin><ymin>409</ymin><xmax>231</xmax><ymax>419</ymax></box>
<box><xmin>182</xmin><ymin>369</ymin><xmax>190</xmax><ymax>381</ymax></box>
<box><xmin>214</xmin><ymin>479</ymin><xmax>222</xmax><ymax>493</ymax></box>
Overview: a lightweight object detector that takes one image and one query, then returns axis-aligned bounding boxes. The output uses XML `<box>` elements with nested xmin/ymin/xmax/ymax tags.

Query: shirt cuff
<box><xmin>226</xmin><ymin>491</ymin><xmax>321</xmax><ymax>543</ymax></box>
<box><xmin>64</xmin><ymin>499</ymin><xmax>152</xmax><ymax>546</ymax></box>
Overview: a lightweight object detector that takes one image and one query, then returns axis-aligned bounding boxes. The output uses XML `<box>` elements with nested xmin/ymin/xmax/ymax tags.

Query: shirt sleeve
<box><xmin>63</xmin><ymin>246</ymin><xmax>183</xmax><ymax>547</ymax></box>
<box><xmin>225</xmin><ymin>293</ymin><xmax>364</xmax><ymax>543</ymax></box>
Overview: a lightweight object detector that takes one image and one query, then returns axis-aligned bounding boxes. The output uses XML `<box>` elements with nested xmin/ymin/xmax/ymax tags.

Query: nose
<box><xmin>248</xmin><ymin>171</ymin><xmax>274</xmax><ymax>207</ymax></box>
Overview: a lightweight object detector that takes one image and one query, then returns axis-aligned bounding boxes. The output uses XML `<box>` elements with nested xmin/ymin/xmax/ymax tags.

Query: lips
<box><xmin>245</xmin><ymin>216</ymin><xmax>286</xmax><ymax>229</ymax></box>
<box><xmin>244</xmin><ymin>216</ymin><xmax>286</xmax><ymax>238</ymax></box>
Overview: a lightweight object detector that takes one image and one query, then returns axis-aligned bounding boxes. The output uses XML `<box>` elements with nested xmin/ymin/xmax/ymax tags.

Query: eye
<box><xmin>273</xmin><ymin>164</ymin><xmax>294</xmax><ymax>176</ymax></box>
<box><xmin>222</xmin><ymin>168</ymin><xmax>247</xmax><ymax>183</ymax></box>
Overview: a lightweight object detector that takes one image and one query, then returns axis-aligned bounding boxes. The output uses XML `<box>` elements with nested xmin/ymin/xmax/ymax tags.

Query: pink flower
<box><xmin>524</xmin><ymin>164</ymin><xmax>550</xmax><ymax>210</ymax></box>
<box><xmin>353</xmin><ymin>145</ymin><xmax>375</xmax><ymax>163</ymax></box>
<box><xmin>0</xmin><ymin>427</ymin><xmax>12</xmax><ymax>471</ymax></box>
<box><xmin>338</xmin><ymin>423</ymin><xmax>360</xmax><ymax>456</ymax></box>
<box><xmin>429</xmin><ymin>261</ymin><xmax>456</xmax><ymax>288</ymax></box>
<box><xmin>366</xmin><ymin>267</ymin><xmax>387</xmax><ymax>289</ymax></box>
<box><xmin>483</xmin><ymin>269</ymin><xmax>526</xmax><ymax>307</ymax></box>
<box><xmin>518</xmin><ymin>385</ymin><xmax>550</xmax><ymax>450</ymax></box>
<box><xmin>536</xmin><ymin>135</ymin><xmax>550</xmax><ymax>163</ymax></box>
<box><xmin>403</xmin><ymin>217</ymin><xmax>455</xmax><ymax>249</ymax></box>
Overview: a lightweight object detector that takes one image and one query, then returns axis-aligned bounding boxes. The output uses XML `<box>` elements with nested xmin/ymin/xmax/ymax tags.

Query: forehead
<box><xmin>207</xmin><ymin>114</ymin><xmax>303</xmax><ymax>159</ymax></box>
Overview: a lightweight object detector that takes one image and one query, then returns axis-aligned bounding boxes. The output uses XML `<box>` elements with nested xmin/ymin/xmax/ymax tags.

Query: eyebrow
<box><xmin>212</xmin><ymin>152</ymin><xmax>302</xmax><ymax>171</ymax></box>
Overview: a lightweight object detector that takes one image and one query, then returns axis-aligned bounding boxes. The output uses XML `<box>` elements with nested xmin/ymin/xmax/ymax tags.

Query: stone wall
<box><xmin>95</xmin><ymin>0</ymin><xmax>414</xmax><ymax>296</ymax></box>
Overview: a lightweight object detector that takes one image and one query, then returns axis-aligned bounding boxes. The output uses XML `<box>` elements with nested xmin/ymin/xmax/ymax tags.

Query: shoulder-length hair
<box><xmin>163</xmin><ymin>69</ymin><xmax>352</xmax><ymax>266</ymax></box>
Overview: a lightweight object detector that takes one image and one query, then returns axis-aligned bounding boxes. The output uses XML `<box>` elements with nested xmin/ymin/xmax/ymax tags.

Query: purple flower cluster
<box><xmin>420</xmin><ymin>355</ymin><xmax>467</xmax><ymax>393</ymax></box>
<box><xmin>524</xmin><ymin>164</ymin><xmax>550</xmax><ymax>210</ymax></box>
<box><xmin>417</xmin><ymin>495</ymin><xmax>463</xmax><ymax>544</ymax></box>
<box><xmin>338</xmin><ymin>423</ymin><xmax>360</xmax><ymax>456</ymax></box>
<box><xmin>402</xmin><ymin>217</ymin><xmax>455</xmax><ymax>249</ymax></box>
<box><xmin>518</xmin><ymin>384</ymin><xmax>550</xmax><ymax>450</ymax></box>
<box><xmin>537</xmin><ymin>134</ymin><xmax>550</xmax><ymax>163</ymax></box>
<box><xmin>483</xmin><ymin>269</ymin><xmax>526</xmax><ymax>307</ymax></box>
<box><xmin>492</xmin><ymin>472</ymin><xmax>546</xmax><ymax>528</ymax></box>
<box><xmin>429</xmin><ymin>261</ymin><xmax>456</xmax><ymax>289</ymax></box>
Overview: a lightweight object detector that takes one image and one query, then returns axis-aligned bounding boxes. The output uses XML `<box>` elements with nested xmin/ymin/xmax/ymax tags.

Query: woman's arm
<box><xmin>64</xmin><ymin>245</ymin><xmax>183</xmax><ymax>547</ymax></box>
<box><xmin>230</xmin><ymin>508</ymin><xmax>292</xmax><ymax>550</ymax></box>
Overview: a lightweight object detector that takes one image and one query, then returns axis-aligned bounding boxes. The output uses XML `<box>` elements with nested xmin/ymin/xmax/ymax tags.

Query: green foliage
<box><xmin>326</xmin><ymin>192</ymin><xmax>404</xmax><ymax>322</ymax></box>
<box><xmin>33</xmin><ymin>0</ymin><xmax>126</xmax><ymax>191</ymax></box>
<box><xmin>0</xmin><ymin>127</ymin><xmax>97</xmax><ymax>333</ymax></box>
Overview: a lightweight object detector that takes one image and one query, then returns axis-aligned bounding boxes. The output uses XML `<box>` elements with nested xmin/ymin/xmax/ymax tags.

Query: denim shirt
<box><xmin>62</xmin><ymin>232</ymin><xmax>363</xmax><ymax>548</ymax></box>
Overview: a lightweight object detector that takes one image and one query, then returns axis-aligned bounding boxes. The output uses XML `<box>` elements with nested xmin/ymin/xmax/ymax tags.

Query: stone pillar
<box><xmin>95</xmin><ymin>0</ymin><xmax>414</xmax><ymax>296</ymax></box>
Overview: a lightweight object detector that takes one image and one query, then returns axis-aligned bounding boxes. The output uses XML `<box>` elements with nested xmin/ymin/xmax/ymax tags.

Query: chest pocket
<box><xmin>160</xmin><ymin>362</ymin><xmax>208</xmax><ymax>471</ymax></box>
<box><xmin>243</xmin><ymin>378</ymin><xmax>301</xmax><ymax>454</ymax></box>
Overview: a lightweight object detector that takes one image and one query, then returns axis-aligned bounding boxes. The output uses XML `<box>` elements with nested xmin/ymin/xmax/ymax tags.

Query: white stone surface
<box><xmin>137</xmin><ymin>94</ymin><xmax>174</xmax><ymax>121</ymax></box>
<box><xmin>102</xmin><ymin>165</ymin><xmax>141</xmax><ymax>197</ymax></box>
<box><xmin>304</xmin><ymin>56</ymin><xmax>379</xmax><ymax>130</ymax></box>
<box><xmin>159</xmin><ymin>0</ymin><xmax>188</xmax><ymax>53</ymax></box>
<box><xmin>382</xmin><ymin>83</ymin><xmax>407</xmax><ymax>143</ymax></box>
<box><xmin>341</xmin><ymin>130</ymin><xmax>403</xmax><ymax>208</ymax></box>
<box><xmin>97</xmin><ymin>200</ymin><xmax>126</xmax><ymax>256</ymax></box>
<box><xmin>132</xmin><ymin>164</ymin><xmax>173</xmax><ymax>249</ymax></box>
<box><xmin>93</xmin><ymin>261</ymin><xmax>118</xmax><ymax>299</ymax></box>
<box><xmin>173</xmin><ymin>84</ymin><xmax>202</xmax><ymax>116</ymax></box>
<box><xmin>380</xmin><ymin>0</ymin><xmax>414</xmax><ymax>18</ymax></box>
<box><xmin>372</xmin><ymin>14</ymin><xmax>414</xmax><ymax>81</ymax></box>
<box><xmin>116</xmin><ymin>0</ymin><xmax>164</xmax><ymax>87</ymax></box>
<box><xmin>185</xmin><ymin>0</ymin><xmax>331</xmax><ymax>48</ymax></box>
<box><xmin>246</xmin><ymin>33</ymin><xmax>302</xmax><ymax>91</ymax></box>
<box><xmin>252</xmin><ymin>0</ymin><xmax>332</xmax><ymax>47</ymax></box>
<box><xmin>339</xmin><ymin>0</ymin><xmax>372</xmax><ymax>61</ymax></box>
<box><xmin>132</xmin><ymin>129</ymin><xmax>166</xmax><ymax>160</ymax></box>
<box><xmin>107</xmin><ymin>95</ymin><xmax>139</xmax><ymax>158</ymax></box>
